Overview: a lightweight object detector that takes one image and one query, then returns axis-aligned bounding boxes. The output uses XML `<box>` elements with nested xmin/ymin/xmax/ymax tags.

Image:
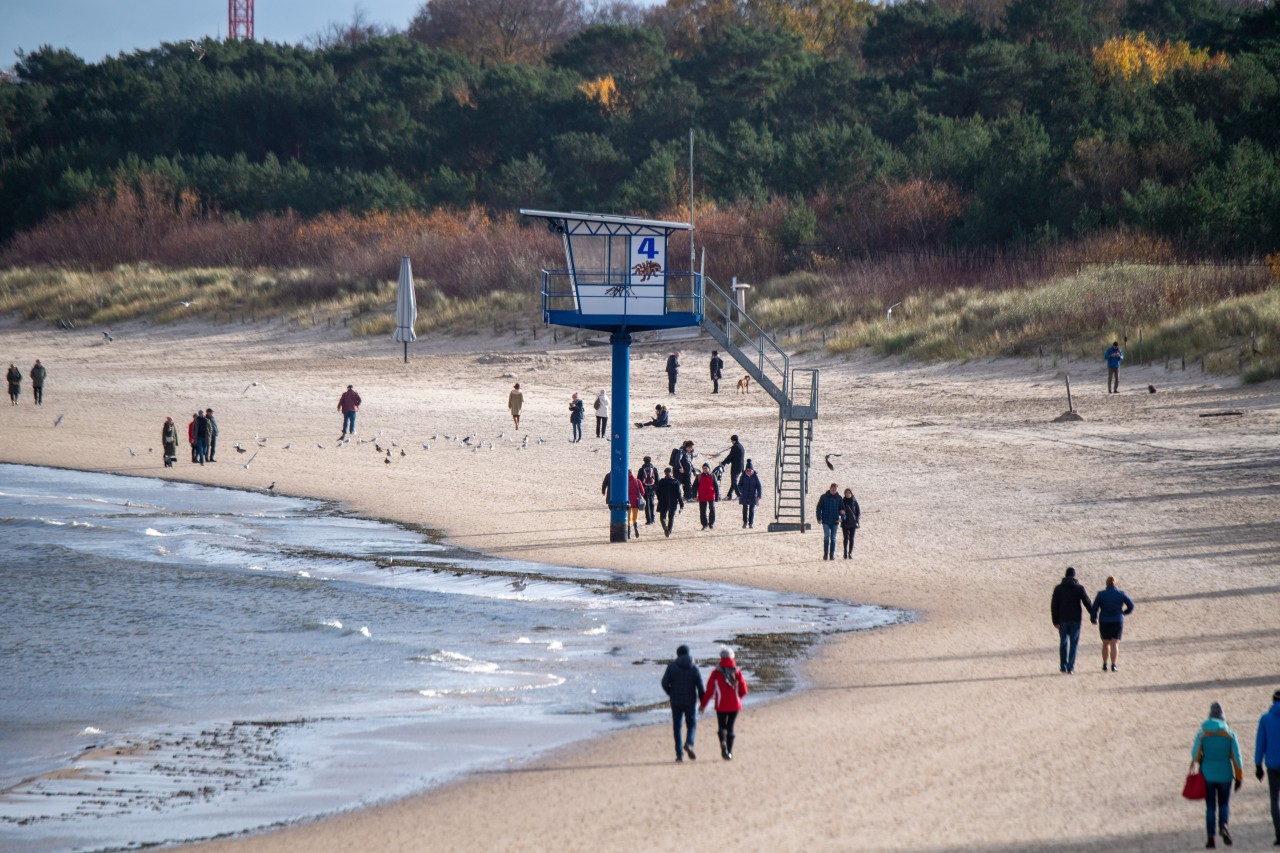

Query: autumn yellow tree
<box><xmin>1092</xmin><ymin>32</ymin><xmax>1229</xmax><ymax>84</ymax></box>
<box><xmin>748</xmin><ymin>0</ymin><xmax>876</xmax><ymax>58</ymax></box>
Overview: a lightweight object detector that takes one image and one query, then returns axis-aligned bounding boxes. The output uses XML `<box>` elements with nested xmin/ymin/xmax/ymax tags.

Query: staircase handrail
<box><xmin>702</xmin><ymin>276</ymin><xmax>790</xmax><ymax>404</ymax></box>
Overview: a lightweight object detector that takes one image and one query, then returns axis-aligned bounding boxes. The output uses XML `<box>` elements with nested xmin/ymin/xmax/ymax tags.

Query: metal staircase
<box><xmin>701</xmin><ymin>276</ymin><xmax>819</xmax><ymax>531</ymax></box>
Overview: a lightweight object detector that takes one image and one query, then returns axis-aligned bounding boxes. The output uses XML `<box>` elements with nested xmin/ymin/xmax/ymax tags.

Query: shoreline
<box><xmin>1</xmin><ymin>323</ymin><xmax>1278</xmax><ymax>850</ymax></box>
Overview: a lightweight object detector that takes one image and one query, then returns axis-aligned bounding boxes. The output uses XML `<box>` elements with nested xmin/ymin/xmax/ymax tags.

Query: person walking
<box><xmin>700</xmin><ymin>645</ymin><xmax>748</xmax><ymax>760</ymax></box>
<box><xmin>655</xmin><ymin>466</ymin><xmax>684</xmax><ymax>538</ymax></box>
<box><xmin>720</xmin><ymin>435</ymin><xmax>745</xmax><ymax>501</ymax></box>
<box><xmin>338</xmin><ymin>384</ymin><xmax>362</xmax><ymax>437</ymax></box>
<box><xmin>568</xmin><ymin>392</ymin><xmax>584</xmax><ymax>442</ymax></box>
<box><xmin>694</xmin><ymin>463</ymin><xmax>719</xmax><ymax>530</ymax></box>
<box><xmin>193</xmin><ymin>409</ymin><xmax>211</xmax><ymax>465</ymax></box>
<box><xmin>508</xmin><ymin>382</ymin><xmax>523</xmax><ymax>430</ymax></box>
<box><xmin>204</xmin><ymin>408</ymin><xmax>219</xmax><ymax>462</ymax></box>
<box><xmin>6</xmin><ymin>363</ymin><xmax>21</xmax><ymax>405</ymax></box>
<box><xmin>1256</xmin><ymin>688</ymin><xmax>1280</xmax><ymax>846</ymax></box>
<box><xmin>660</xmin><ymin>644</ymin><xmax>704</xmax><ymax>762</ymax></box>
<box><xmin>670</xmin><ymin>440</ymin><xmax>694</xmax><ymax>500</ymax></box>
<box><xmin>593</xmin><ymin>389</ymin><xmax>609</xmax><ymax>439</ymax></box>
<box><xmin>29</xmin><ymin>359</ymin><xmax>46</xmax><ymax>405</ymax></box>
<box><xmin>737</xmin><ymin>461</ymin><xmax>763</xmax><ymax>529</ymax></box>
<box><xmin>161</xmin><ymin>416</ymin><xmax>179</xmax><ymax>468</ymax></box>
<box><xmin>816</xmin><ymin>482</ymin><xmax>843</xmax><ymax>561</ymax></box>
<box><xmin>638</xmin><ymin>456</ymin><xmax>659</xmax><ymax>526</ymax></box>
<box><xmin>1050</xmin><ymin>567</ymin><xmax>1092</xmax><ymax>674</ymax></box>
<box><xmin>839</xmin><ymin>487</ymin><xmax>861</xmax><ymax>559</ymax></box>
<box><xmin>1090</xmin><ymin>575</ymin><xmax>1134</xmax><ymax>671</ymax></box>
<box><xmin>627</xmin><ymin>469</ymin><xmax>643</xmax><ymax>539</ymax></box>
<box><xmin>1193</xmin><ymin>701</ymin><xmax>1244</xmax><ymax>849</ymax></box>
<box><xmin>709</xmin><ymin>351</ymin><xmax>724</xmax><ymax>394</ymax></box>
<box><xmin>665</xmin><ymin>351</ymin><xmax>680</xmax><ymax>395</ymax></box>
<box><xmin>188</xmin><ymin>413</ymin><xmax>199</xmax><ymax>463</ymax></box>
<box><xmin>1105</xmin><ymin>341</ymin><xmax>1124</xmax><ymax>393</ymax></box>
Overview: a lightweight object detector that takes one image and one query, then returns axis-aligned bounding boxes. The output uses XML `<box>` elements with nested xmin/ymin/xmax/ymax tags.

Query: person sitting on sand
<box><xmin>635</xmin><ymin>404</ymin><xmax>669</xmax><ymax>428</ymax></box>
<box><xmin>1090</xmin><ymin>575</ymin><xmax>1134</xmax><ymax>672</ymax></box>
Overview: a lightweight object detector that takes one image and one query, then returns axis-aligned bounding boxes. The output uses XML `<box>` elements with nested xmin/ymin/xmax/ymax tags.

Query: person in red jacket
<box><xmin>700</xmin><ymin>645</ymin><xmax>748</xmax><ymax>760</ymax></box>
<box><xmin>694</xmin><ymin>463</ymin><xmax>719</xmax><ymax>530</ymax></box>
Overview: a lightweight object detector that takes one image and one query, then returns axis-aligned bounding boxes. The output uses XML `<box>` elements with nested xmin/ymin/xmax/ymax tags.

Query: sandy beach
<box><xmin>2</xmin><ymin>319</ymin><xmax>1278</xmax><ymax>852</ymax></box>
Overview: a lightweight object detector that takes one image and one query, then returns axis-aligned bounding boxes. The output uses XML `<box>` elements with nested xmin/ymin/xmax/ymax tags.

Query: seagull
<box><xmin>824</xmin><ymin>453</ymin><xmax>842</xmax><ymax>471</ymax></box>
<box><xmin>148</xmin><ymin>447</ymin><xmax>154</xmax><ymax>453</ymax></box>
<box><xmin>242</xmin><ymin>450</ymin><xmax>259</xmax><ymax>469</ymax></box>
<box><xmin>175</xmin><ymin>300</ymin><xmax>197</xmax><ymax>308</ymax></box>
<box><xmin>316</xmin><ymin>442</ymin><xmax>325</xmax><ymax>449</ymax></box>
<box><xmin>234</xmin><ymin>443</ymin><xmax>247</xmax><ymax>453</ymax></box>
<box><xmin>243</xmin><ymin>381</ymin><xmax>258</xmax><ymax>395</ymax></box>
<box><xmin>267</xmin><ymin>481</ymin><xmax>276</xmax><ymax>492</ymax></box>
<box><xmin>509</xmin><ymin>576</ymin><xmax>527</xmax><ymax>592</ymax></box>
<box><xmin>53</xmin><ymin>415</ymin><xmax>64</xmax><ymax>427</ymax></box>
<box><xmin>283</xmin><ymin>443</ymin><xmax>292</xmax><ymax>450</ymax></box>
<box><xmin>127</xmin><ymin>448</ymin><xmax>137</xmax><ymax>456</ymax></box>
<box><xmin>497</xmin><ymin>432</ymin><xmax>505</xmax><ymax>439</ymax></box>
<box><xmin>103</xmin><ymin>331</ymin><xmax>113</xmax><ymax>343</ymax></box>
<box><xmin>431</xmin><ymin>434</ymin><xmax>439</xmax><ymax>440</ymax></box>
<box><xmin>384</xmin><ymin>455</ymin><xmax>391</xmax><ymax>465</ymax></box>
<box><xmin>374</xmin><ymin>443</ymin><xmax>383</xmax><ymax>453</ymax></box>
<box><xmin>391</xmin><ymin>440</ymin><xmax>398</xmax><ymax>447</ymax></box>
<box><xmin>421</xmin><ymin>442</ymin><xmax>430</xmax><ymax>450</ymax></box>
<box><xmin>187</xmin><ymin>40</ymin><xmax>206</xmax><ymax>60</ymax></box>
<box><xmin>400</xmin><ymin>448</ymin><xmax>406</xmax><ymax>457</ymax></box>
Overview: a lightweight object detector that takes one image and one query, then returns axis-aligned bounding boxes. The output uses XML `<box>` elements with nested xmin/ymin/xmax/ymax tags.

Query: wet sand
<box><xmin>1</xmin><ymin>320</ymin><xmax>1278</xmax><ymax>851</ymax></box>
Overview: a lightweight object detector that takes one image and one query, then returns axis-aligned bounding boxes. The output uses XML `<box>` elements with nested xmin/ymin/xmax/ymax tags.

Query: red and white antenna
<box><xmin>229</xmin><ymin>0</ymin><xmax>254</xmax><ymax>40</ymax></box>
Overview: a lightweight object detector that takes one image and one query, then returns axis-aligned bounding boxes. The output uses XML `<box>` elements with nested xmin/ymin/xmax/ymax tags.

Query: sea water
<box><xmin>0</xmin><ymin>464</ymin><xmax>902</xmax><ymax>852</ymax></box>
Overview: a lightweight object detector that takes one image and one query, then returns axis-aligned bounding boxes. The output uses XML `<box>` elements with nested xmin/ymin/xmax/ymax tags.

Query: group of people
<box><xmin>1186</xmin><ymin>690</ymin><xmax>1280</xmax><ymax>849</ymax></box>
<box><xmin>169</xmin><ymin>408</ymin><xmax>219</xmax><ymax>466</ymax></box>
<box><xmin>6</xmin><ymin>359</ymin><xmax>46</xmax><ymax>405</ymax></box>
<box><xmin>660</xmin><ymin>644</ymin><xmax>749</xmax><ymax>763</ymax></box>
<box><xmin>814</xmin><ymin>483</ymin><xmax>862</xmax><ymax>560</ymax></box>
<box><xmin>1049</xmin><ymin>568</ymin><xmax>1136</xmax><ymax>674</ymax></box>
<box><xmin>663</xmin><ymin>349</ymin><xmax>733</xmax><ymax>396</ymax></box>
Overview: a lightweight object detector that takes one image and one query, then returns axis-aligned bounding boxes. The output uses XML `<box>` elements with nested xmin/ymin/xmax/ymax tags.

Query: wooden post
<box><xmin>1065</xmin><ymin>374</ymin><xmax>1074</xmax><ymax>413</ymax></box>
<box><xmin>1138</xmin><ymin>328</ymin><xmax>1143</xmax><ymax>364</ymax></box>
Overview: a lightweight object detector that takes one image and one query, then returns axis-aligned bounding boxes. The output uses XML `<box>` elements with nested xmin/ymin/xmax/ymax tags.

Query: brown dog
<box><xmin>736</xmin><ymin>376</ymin><xmax>750</xmax><ymax>394</ymax></box>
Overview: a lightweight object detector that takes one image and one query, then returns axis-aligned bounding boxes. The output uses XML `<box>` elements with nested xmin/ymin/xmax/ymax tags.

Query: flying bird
<box><xmin>175</xmin><ymin>300</ymin><xmax>197</xmax><ymax>308</ymax></box>
<box><xmin>53</xmin><ymin>415</ymin><xmax>65</xmax><ymax>427</ymax></box>
<box><xmin>824</xmin><ymin>453</ymin><xmax>842</xmax><ymax>471</ymax></box>
<box><xmin>103</xmin><ymin>331</ymin><xmax>113</xmax><ymax>343</ymax></box>
<box><xmin>243</xmin><ymin>381</ymin><xmax>258</xmax><ymax>395</ymax></box>
<box><xmin>187</xmin><ymin>40</ymin><xmax>206</xmax><ymax>60</ymax></box>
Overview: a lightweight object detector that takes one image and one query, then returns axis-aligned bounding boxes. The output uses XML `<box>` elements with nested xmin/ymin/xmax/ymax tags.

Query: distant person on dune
<box><xmin>338</xmin><ymin>385</ymin><xmax>362</xmax><ymax>437</ymax></box>
<box><xmin>660</xmin><ymin>644</ymin><xmax>704</xmax><ymax>763</ymax></box>
<box><xmin>508</xmin><ymin>383</ymin><xmax>523</xmax><ymax>430</ymax></box>
<box><xmin>1105</xmin><ymin>341</ymin><xmax>1124</xmax><ymax>393</ymax></box>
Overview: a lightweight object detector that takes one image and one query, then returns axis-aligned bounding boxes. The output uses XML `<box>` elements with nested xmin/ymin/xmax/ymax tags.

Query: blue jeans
<box><xmin>822</xmin><ymin>522</ymin><xmax>838</xmax><ymax>558</ymax></box>
<box><xmin>342</xmin><ymin>411</ymin><xmax>356</xmax><ymax>434</ymax></box>
<box><xmin>571</xmin><ymin>421</ymin><xmax>582</xmax><ymax>442</ymax></box>
<box><xmin>1205</xmin><ymin>780</ymin><xmax>1231</xmax><ymax>836</ymax></box>
<box><xmin>671</xmin><ymin>705</ymin><xmax>695</xmax><ymax>757</ymax></box>
<box><xmin>1058</xmin><ymin>622</ymin><xmax>1081</xmax><ymax>672</ymax></box>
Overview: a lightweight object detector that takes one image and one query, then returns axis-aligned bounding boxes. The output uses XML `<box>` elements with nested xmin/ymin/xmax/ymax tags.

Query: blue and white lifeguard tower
<box><xmin>521</xmin><ymin>209</ymin><xmax>699</xmax><ymax>542</ymax></box>
<box><xmin>522</xmin><ymin>208</ymin><xmax>820</xmax><ymax>541</ymax></box>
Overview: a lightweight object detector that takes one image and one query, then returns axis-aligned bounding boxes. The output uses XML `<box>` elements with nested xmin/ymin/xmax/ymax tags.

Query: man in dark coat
<box><xmin>29</xmin><ymin>359</ymin><xmax>46</xmax><ymax>405</ymax></box>
<box><xmin>638</xmin><ymin>456</ymin><xmax>659</xmax><ymax>526</ymax></box>
<box><xmin>720</xmin><ymin>434</ymin><xmax>745</xmax><ymax>501</ymax></box>
<box><xmin>204</xmin><ymin>408</ymin><xmax>219</xmax><ymax>462</ymax></box>
<box><xmin>709</xmin><ymin>351</ymin><xmax>724</xmax><ymax>394</ymax></box>
<box><xmin>655</xmin><ymin>467</ymin><xmax>684</xmax><ymax>538</ymax></box>
<box><xmin>669</xmin><ymin>440</ymin><xmax>695</xmax><ymax>499</ymax></box>
<box><xmin>661</xmin><ymin>644</ymin><xmax>705</xmax><ymax>762</ymax></box>
<box><xmin>815</xmin><ymin>482</ymin><xmax>843</xmax><ymax>560</ymax></box>
<box><xmin>665</xmin><ymin>351</ymin><xmax>680</xmax><ymax>395</ymax></box>
<box><xmin>1051</xmin><ymin>566</ymin><xmax>1093</xmax><ymax>674</ymax></box>
<box><xmin>193</xmin><ymin>410</ymin><xmax>211</xmax><ymax>465</ymax></box>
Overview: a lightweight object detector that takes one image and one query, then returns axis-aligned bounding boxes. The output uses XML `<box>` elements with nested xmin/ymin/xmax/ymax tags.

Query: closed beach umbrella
<box><xmin>393</xmin><ymin>255</ymin><xmax>417</xmax><ymax>363</ymax></box>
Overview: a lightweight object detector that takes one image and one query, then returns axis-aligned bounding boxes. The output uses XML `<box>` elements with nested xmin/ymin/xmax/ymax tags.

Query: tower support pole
<box><xmin>607</xmin><ymin>331</ymin><xmax>632</xmax><ymax>543</ymax></box>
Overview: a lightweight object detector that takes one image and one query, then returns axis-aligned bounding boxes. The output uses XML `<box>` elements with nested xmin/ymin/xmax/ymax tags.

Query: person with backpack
<box><xmin>638</xmin><ymin>456</ymin><xmax>659</xmax><ymax>526</ymax></box>
<box><xmin>1050</xmin><ymin>567</ymin><xmax>1092</xmax><ymax>674</ymax></box>
<box><xmin>593</xmin><ymin>389</ymin><xmax>609</xmax><ymax>439</ymax></box>
<box><xmin>669</xmin><ymin>441</ymin><xmax>694</xmax><ymax>499</ymax></box>
<box><xmin>1192</xmin><ymin>701</ymin><xmax>1243</xmax><ymax>848</ymax></box>
<box><xmin>700</xmin><ymin>645</ymin><xmax>749</xmax><ymax>760</ymax></box>
<box><xmin>694</xmin><ymin>463</ymin><xmax>719</xmax><ymax>530</ymax></box>
<box><xmin>29</xmin><ymin>359</ymin><xmax>46</xmax><ymax>405</ymax></box>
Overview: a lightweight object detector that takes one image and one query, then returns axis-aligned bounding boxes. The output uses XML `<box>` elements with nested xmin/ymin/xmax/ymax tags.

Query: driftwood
<box><xmin>1198</xmin><ymin>411</ymin><xmax>1244</xmax><ymax>418</ymax></box>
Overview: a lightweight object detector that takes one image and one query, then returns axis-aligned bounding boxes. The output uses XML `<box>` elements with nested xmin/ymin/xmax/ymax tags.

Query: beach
<box><xmin>1</xmin><ymin>320</ymin><xmax>1278</xmax><ymax>851</ymax></box>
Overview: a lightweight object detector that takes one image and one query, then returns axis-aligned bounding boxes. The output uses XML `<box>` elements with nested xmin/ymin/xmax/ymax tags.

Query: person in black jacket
<box><xmin>709</xmin><ymin>351</ymin><xmax>724</xmax><ymax>393</ymax></box>
<box><xmin>1050</xmin><ymin>566</ymin><xmax>1093</xmax><ymax>674</ymax></box>
<box><xmin>839</xmin><ymin>488</ymin><xmax>861</xmax><ymax>559</ymax></box>
<box><xmin>204</xmin><ymin>408</ymin><xmax>219</xmax><ymax>462</ymax></box>
<box><xmin>655</xmin><ymin>467</ymin><xmax>684</xmax><ymax>538</ymax></box>
<box><xmin>637</xmin><ymin>456</ymin><xmax>659</xmax><ymax>525</ymax></box>
<box><xmin>665</xmin><ymin>351</ymin><xmax>680</xmax><ymax>395</ymax></box>
<box><xmin>669</xmin><ymin>440</ymin><xmax>694</xmax><ymax>499</ymax></box>
<box><xmin>660</xmin><ymin>644</ymin><xmax>705</xmax><ymax>762</ymax></box>
<box><xmin>720</xmin><ymin>435</ymin><xmax>745</xmax><ymax>501</ymax></box>
<box><xmin>6</xmin><ymin>363</ymin><xmax>21</xmax><ymax>405</ymax></box>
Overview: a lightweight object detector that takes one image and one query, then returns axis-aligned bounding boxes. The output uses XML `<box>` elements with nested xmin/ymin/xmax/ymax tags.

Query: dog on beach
<box><xmin>736</xmin><ymin>376</ymin><xmax>750</xmax><ymax>394</ymax></box>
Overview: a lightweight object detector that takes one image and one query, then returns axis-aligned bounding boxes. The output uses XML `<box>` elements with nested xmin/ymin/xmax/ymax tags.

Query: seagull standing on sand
<box><xmin>267</xmin><ymin>481</ymin><xmax>276</xmax><ymax>492</ymax></box>
<box><xmin>509</xmin><ymin>576</ymin><xmax>527</xmax><ymax>592</ymax></box>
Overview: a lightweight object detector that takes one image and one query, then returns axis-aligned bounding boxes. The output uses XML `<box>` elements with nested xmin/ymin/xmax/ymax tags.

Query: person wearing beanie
<box><xmin>736</xmin><ymin>461</ymin><xmax>763</xmax><ymax>529</ymax></box>
<box><xmin>1050</xmin><ymin>567</ymin><xmax>1093</xmax><ymax>674</ymax></box>
<box><xmin>1090</xmin><ymin>575</ymin><xmax>1134</xmax><ymax>672</ymax></box>
<box><xmin>1255</xmin><ymin>688</ymin><xmax>1280</xmax><ymax>845</ymax></box>
<box><xmin>700</xmin><ymin>645</ymin><xmax>749</xmax><ymax>760</ymax></box>
<box><xmin>720</xmin><ymin>434</ymin><xmax>745</xmax><ymax>500</ymax></box>
<box><xmin>660</xmin><ymin>644</ymin><xmax>704</xmax><ymax>762</ymax></box>
<box><xmin>709</xmin><ymin>350</ymin><xmax>724</xmax><ymax>394</ymax></box>
<box><xmin>1193</xmin><ymin>701</ymin><xmax>1243</xmax><ymax>848</ymax></box>
<box><xmin>655</xmin><ymin>466</ymin><xmax>684</xmax><ymax>538</ymax></box>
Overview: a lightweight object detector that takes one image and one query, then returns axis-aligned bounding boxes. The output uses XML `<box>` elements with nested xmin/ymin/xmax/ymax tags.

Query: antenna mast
<box><xmin>229</xmin><ymin>0</ymin><xmax>254</xmax><ymax>40</ymax></box>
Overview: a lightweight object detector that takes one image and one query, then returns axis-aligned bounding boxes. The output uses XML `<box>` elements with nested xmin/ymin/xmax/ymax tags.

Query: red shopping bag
<box><xmin>1182</xmin><ymin>771</ymin><xmax>1206</xmax><ymax>800</ymax></box>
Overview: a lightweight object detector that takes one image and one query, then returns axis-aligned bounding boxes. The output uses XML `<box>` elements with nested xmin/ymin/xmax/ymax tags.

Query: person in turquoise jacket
<box><xmin>1192</xmin><ymin>701</ymin><xmax>1243</xmax><ymax>849</ymax></box>
<box><xmin>1105</xmin><ymin>341</ymin><xmax>1124</xmax><ymax>393</ymax></box>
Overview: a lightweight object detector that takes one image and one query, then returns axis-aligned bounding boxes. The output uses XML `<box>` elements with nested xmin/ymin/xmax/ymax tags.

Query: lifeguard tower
<box><xmin>520</xmin><ymin>209</ymin><xmax>699</xmax><ymax>542</ymax></box>
<box><xmin>522</xmin><ymin>208</ymin><xmax>819</xmax><ymax>540</ymax></box>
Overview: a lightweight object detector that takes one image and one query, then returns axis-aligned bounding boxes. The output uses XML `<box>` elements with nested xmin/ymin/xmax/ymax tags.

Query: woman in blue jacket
<box><xmin>1192</xmin><ymin>701</ymin><xmax>1243</xmax><ymax>848</ymax></box>
<box><xmin>1090</xmin><ymin>575</ymin><xmax>1134</xmax><ymax>672</ymax></box>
